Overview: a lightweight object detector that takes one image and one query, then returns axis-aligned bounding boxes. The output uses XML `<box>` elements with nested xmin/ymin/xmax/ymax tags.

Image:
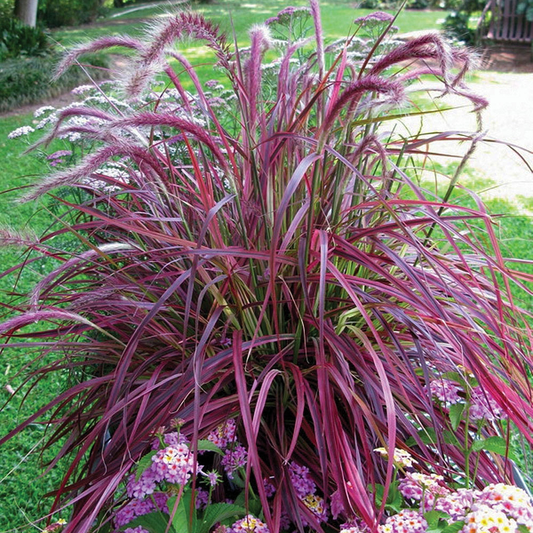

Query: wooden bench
<box><xmin>479</xmin><ymin>0</ymin><xmax>533</xmax><ymax>43</ymax></box>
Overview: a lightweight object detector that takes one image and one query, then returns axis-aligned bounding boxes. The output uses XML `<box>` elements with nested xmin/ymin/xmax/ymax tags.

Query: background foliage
<box><xmin>37</xmin><ymin>0</ymin><xmax>108</xmax><ymax>28</ymax></box>
<box><xmin>0</xmin><ymin>17</ymin><xmax>50</xmax><ymax>60</ymax></box>
<box><xmin>0</xmin><ymin>52</ymin><xmax>109</xmax><ymax>112</ymax></box>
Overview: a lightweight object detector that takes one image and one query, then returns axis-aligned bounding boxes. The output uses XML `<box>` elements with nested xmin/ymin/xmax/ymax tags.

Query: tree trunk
<box><xmin>14</xmin><ymin>0</ymin><xmax>39</xmax><ymax>27</ymax></box>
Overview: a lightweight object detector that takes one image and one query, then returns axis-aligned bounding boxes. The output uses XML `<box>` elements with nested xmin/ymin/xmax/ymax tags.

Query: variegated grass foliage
<box><xmin>1</xmin><ymin>3</ymin><xmax>533</xmax><ymax>532</ymax></box>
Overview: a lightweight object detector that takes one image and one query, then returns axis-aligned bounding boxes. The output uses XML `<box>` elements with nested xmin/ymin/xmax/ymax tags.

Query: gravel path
<box><xmin>432</xmin><ymin>69</ymin><xmax>533</xmax><ymax>205</ymax></box>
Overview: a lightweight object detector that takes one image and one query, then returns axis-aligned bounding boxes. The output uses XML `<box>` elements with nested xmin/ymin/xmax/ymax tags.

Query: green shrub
<box><xmin>357</xmin><ymin>0</ymin><xmax>382</xmax><ymax>9</ymax></box>
<box><xmin>444</xmin><ymin>0</ymin><xmax>486</xmax><ymax>43</ymax></box>
<box><xmin>37</xmin><ymin>0</ymin><xmax>107</xmax><ymax>28</ymax></box>
<box><xmin>0</xmin><ymin>0</ymin><xmax>13</xmax><ymax>21</ymax></box>
<box><xmin>0</xmin><ymin>53</ymin><xmax>109</xmax><ymax>112</ymax></box>
<box><xmin>406</xmin><ymin>0</ymin><xmax>431</xmax><ymax>9</ymax></box>
<box><xmin>443</xmin><ymin>10</ymin><xmax>475</xmax><ymax>43</ymax></box>
<box><xmin>0</xmin><ymin>17</ymin><xmax>51</xmax><ymax>61</ymax></box>
<box><xmin>517</xmin><ymin>0</ymin><xmax>533</xmax><ymax>21</ymax></box>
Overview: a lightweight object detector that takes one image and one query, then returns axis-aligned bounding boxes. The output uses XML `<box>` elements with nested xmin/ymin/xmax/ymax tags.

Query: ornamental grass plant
<box><xmin>2</xmin><ymin>2</ymin><xmax>533</xmax><ymax>532</ymax></box>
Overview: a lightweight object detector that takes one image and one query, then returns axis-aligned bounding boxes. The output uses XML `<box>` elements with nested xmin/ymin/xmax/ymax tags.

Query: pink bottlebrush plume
<box><xmin>397</xmin><ymin>65</ymin><xmax>488</xmax><ymax>111</ymax></box>
<box><xmin>23</xmin><ymin>131</ymin><xmax>180</xmax><ymax>202</ymax></box>
<box><xmin>55</xmin><ymin>106</ymin><xmax>116</xmax><ymax>126</ymax></box>
<box><xmin>123</xmin><ymin>59</ymin><xmax>164</xmax><ymax>100</ymax></box>
<box><xmin>386</xmin><ymin>40</ymin><xmax>487</xmax><ymax>110</ymax></box>
<box><xmin>309</xmin><ymin>0</ymin><xmax>325</xmax><ymax>79</ymax></box>
<box><xmin>368</xmin><ymin>33</ymin><xmax>453</xmax><ymax>84</ymax></box>
<box><xmin>55</xmin><ymin>125</ymin><xmax>121</xmax><ymax>145</ymax></box>
<box><xmin>33</xmin><ymin>106</ymin><xmax>116</xmax><ymax>148</ymax></box>
<box><xmin>450</xmin><ymin>85</ymin><xmax>489</xmax><ymax>112</ymax></box>
<box><xmin>20</xmin><ymin>144</ymin><xmax>128</xmax><ymax>203</ymax></box>
<box><xmin>123</xmin><ymin>12</ymin><xmax>229</xmax><ymax>98</ymax></box>
<box><xmin>323</xmin><ymin>75</ymin><xmax>405</xmax><ymax>132</ymax></box>
<box><xmin>245</xmin><ymin>24</ymin><xmax>272</xmax><ymax>126</ymax></box>
<box><xmin>0</xmin><ymin>309</ymin><xmax>97</xmax><ymax>336</ymax></box>
<box><xmin>54</xmin><ymin>36</ymin><xmax>144</xmax><ymax>80</ymax></box>
<box><xmin>66</xmin><ymin>288</ymin><xmax>122</xmax><ymax>312</ymax></box>
<box><xmin>108</xmin><ymin>112</ymin><xmax>229</xmax><ymax>170</ymax></box>
<box><xmin>141</xmin><ymin>12</ymin><xmax>229</xmax><ymax>69</ymax></box>
<box><xmin>0</xmin><ymin>227</ymin><xmax>38</xmax><ymax>248</ymax></box>
<box><xmin>30</xmin><ymin>243</ymin><xmax>139</xmax><ymax>309</ymax></box>
<box><xmin>351</xmin><ymin>134</ymin><xmax>388</xmax><ymax>166</ymax></box>
<box><xmin>449</xmin><ymin>46</ymin><xmax>481</xmax><ymax>87</ymax></box>
<box><xmin>47</xmin><ymin>150</ymin><xmax>73</xmax><ymax>160</ymax></box>
<box><xmin>276</xmin><ymin>38</ymin><xmax>314</xmax><ymax>96</ymax></box>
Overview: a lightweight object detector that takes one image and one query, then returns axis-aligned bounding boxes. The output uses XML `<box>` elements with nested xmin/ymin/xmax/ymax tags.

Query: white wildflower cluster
<box><xmin>8</xmin><ymin>126</ymin><xmax>35</xmax><ymax>139</ymax></box>
<box><xmin>81</xmin><ymin>163</ymin><xmax>130</xmax><ymax>194</ymax></box>
<box><xmin>55</xmin><ymin>114</ymin><xmax>107</xmax><ymax>143</ymax></box>
<box><xmin>261</xmin><ymin>57</ymin><xmax>299</xmax><ymax>74</ymax></box>
<box><xmin>35</xmin><ymin>113</ymin><xmax>59</xmax><ymax>130</ymax></box>
<box><xmin>83</xmin><ymin>95</ymin><xmax>132</xmax><ymax>109</ymax></box>
<box><xmin>71</xmin><ymin>84</ymin><xmax>95</xmax><ymax>95</ymax></box>
<box><xmin>34</xmin><ymin>105</ymin><xmax>56</xmax><ymax>118</ymax></box>
<box><xmin>159</xmin><ymin>88</ymin><xmax>182</xmax><ymax>101</ymax></box>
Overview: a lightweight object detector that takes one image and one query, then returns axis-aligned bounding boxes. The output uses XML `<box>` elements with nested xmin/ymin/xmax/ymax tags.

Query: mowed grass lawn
<box><xmin>2</xmin><ymin>2</ymin><xmax>533</xmax><ymax>531</ymax></box>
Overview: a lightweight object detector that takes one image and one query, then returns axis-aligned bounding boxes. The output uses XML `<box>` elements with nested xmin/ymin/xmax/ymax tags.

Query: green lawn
<box><xmin>52</xmin><ymin>1</ymin><xmax>447</xmax><ymax>47</ymax></box>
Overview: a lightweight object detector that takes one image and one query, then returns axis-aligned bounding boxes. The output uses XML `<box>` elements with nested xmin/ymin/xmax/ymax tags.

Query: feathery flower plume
<box><xmin>323</xmin><ymin>76</ymin><xmax>405</xmax><ymax>132</ymax></box>
<box><xmin>369</xmin><ymin>33</ymin><xmax>452</xmax><ymax>78</ymax></box>
<box><xmin>54</xmin><ymin>36</ymin><xmax>144</xmax><ymax>80</ymax></box>
<box><xmin>0</xmin><ymin>310</ymin><xmax>100</xmax><ymax>336</ymax></box>
<box><xmin>0</xmin><ymin>227</ymin><xmax>38</xmax><ymax>248</ymax></box>
<box><xmin>142</xmin><ymin>12</ymin><xmax>228</xmax><ymax>66</ymax></box>
<box><xmin>309</xmin><ymin>0</ymin><xmax>325</xmax><ymax>80</ymax></box>
<box><xmin>33</xmin><ymin>106</ymin><xmax>116</xmax><ymax>148</ymax></box>
<box><xmin>20</xmin><ymin>142</ymin><xmax>167</xmax><ymax>202</ymax></box>
<box><xmin>30</xmin><ymin>243</ymin><xmax>139</xmax><ymax>309</ymax></box>
<box><xmin>125</xmin><ymin>12</ymin><xmax>230</xmax><ymax>97</ymax></box>
<box><xmin>245</xmin><ymin>24</ymin><xmax>273</xmax><ymax>126</ymax></box>
<box><xmin>107</xmin><ymin>113</ymin><xmax>229</xmax><ymax>169</ymax></box>
<box><xmin>123</xmin><ymin>59</ymin><xmax>165</xmax><ymax>100</ymax></box>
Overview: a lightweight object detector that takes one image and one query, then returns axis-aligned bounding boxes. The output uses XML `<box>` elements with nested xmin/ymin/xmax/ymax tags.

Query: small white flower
<box><xmin>35</xmin><ymin>114</ymin><xmax>58</xmax><ymax>130</ymax></box>
<box><xmin>8</xmin><ymin>126</ymin><xmax>35</xmax><ymax>139</ymax></box>
<box><xmin>71</xmin><ymin>84</ymin><xmax>95</xmax><ymax>95</ymax></box>
<box><xmin>68</xmin><ymin>116</ymin><xmax>89</xmax><ymax>127</ymax></box>
<box><xmin>58</xmin><ymin>131</ymin><xmax>82</xmax><ymax>142</ymax></box>
<box><xmin>34</xmin><ymin>105</ymin><xmax>56</xmax><ymax>118</ymax></box>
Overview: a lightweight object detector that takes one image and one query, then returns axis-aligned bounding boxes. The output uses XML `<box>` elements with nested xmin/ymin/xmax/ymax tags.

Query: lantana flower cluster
<box><xmin>375</xmin><ymin>449</ymin><xmax>533</xmax><ymax>533</ymax></box>
<box><xmin>113</xmin><ymin>419</ymin><xmax>338</xmax><ymax>533</ymax></box>
<box><xmin>374</xmin><ymin>447</ymin><xmax>415</xmax><ymax>468</ymax></box>
<box><xmin>288</xmin><ymin>462</ymin><xmax>329</xmax><ymax>524</ymax></box>
<box><xmin>226</xmin><ymin>514</ymin><xmax>270</xmax><ymax>533</ymax></box>
<box><xmin>115</xmin><ymin>420</ymin><xmax>254</xmax><ymax>531</ymax></box>
<box><xmin>111</xmin><ymin>420</ymin><xmax>259</xmax><ymax>532</ymax></box>
<box><xmin>429</xmin><ymin>377</ymin><xmax>504</xmax><ymax>422</ymax></box>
